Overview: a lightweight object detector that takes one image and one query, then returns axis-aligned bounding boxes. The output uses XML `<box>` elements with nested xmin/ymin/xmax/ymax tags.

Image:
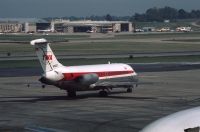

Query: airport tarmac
<box><xmin>0</xmin><ymin>69</ymin><xmax>200</xmax><ymax>132</ymax></box>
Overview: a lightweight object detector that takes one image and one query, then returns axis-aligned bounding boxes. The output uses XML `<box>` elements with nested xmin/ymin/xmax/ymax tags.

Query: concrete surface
<box><xmin>0</xmin><ymin>69</ymin><xmax>200</xmax><ymax>132</ymax></box>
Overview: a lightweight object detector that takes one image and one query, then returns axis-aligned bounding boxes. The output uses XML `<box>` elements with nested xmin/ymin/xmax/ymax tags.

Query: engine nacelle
<box><xmin>39</xmin><ymin>70</ymin><xmax>64</xmax><ymax>85</ymax></box>
<box><xmin>44</xmin><ymin>70</ymin><xmax>64</xmax><ymax>81</ymax></box>
<box><xmin>75</xmin><ymin>73</ymin><xmax>99</xmax><ymax>85</ymax></box>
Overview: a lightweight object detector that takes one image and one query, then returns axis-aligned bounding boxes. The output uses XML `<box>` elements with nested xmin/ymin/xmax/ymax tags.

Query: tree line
<box><xmin>132</xmin><ymin>6</ymin><xmax>200</xmax><ymax>22</ymax></box>
<box><xmin>44</xmin><ymin>6</ymin><xmax>200</xmax><ymax>22</ymax></box>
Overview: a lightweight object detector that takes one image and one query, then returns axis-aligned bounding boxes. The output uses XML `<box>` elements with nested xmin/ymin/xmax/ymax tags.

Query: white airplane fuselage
<box><xmin>45</xmin><ymin>63</ymin><xmax>137</xmax><ymax>90</ymax></box>
<box><xmin>47</xmin><ymin>63</ymin><xmax>135</xmax><ymax>81</ymax></box>
<box><xmin>31</xmin><ymin>38</ymin><xmax>138</xmax><ymax>97</ymax></box>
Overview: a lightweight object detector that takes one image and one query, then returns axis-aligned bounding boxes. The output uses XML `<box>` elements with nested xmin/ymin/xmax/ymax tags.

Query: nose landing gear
<box><xmin>127</xmin><ymin>88</ymin><xmax>133</xmax><ymax>93</ymax></box>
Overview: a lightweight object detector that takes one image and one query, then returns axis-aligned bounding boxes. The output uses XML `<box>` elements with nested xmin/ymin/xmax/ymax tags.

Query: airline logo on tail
<box><xmin>43</xmin><ymin>52</ymin><xmax>53</xmax><ymax>63</ymax></box>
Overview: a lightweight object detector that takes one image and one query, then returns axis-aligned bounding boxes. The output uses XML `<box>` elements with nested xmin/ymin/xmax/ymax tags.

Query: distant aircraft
<box><xmin>37</xmin><ymin>29</ymin><xmax>52</xmax><ymax>33</ymax></box>
<box><xmin>30</xmin><ymin>38</ymin><xmax>138</xmax><ymax>97</ymax></box>
<box><xmin>176</xmin><ymin>27</ymin><xmax>192</xmax><ymax>32</ymax></box>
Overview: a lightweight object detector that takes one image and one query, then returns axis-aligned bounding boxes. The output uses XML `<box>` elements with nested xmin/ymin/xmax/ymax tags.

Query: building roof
<box><xmin>0</xmin><ymin>18</ymin><xmax>48</xmax><ymax>23</ymax></box>
<box><xmin>53</xmin><ymin>19</ymin><xmax>130</xmax><ymax>24</ymax></box>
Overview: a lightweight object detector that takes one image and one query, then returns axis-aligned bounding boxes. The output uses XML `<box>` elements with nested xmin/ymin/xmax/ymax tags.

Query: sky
<box><xmin>0</xmin><ymin>0</ymin><xmax>199</xmax><ymax>18</ymax></box>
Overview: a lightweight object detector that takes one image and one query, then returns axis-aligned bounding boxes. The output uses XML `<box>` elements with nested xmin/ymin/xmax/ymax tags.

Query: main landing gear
<box><xmin>127</xmin><ymin>85</ymin><xmax>136</xmax><ymax>93</ymax></box>
<box><xmin>67</xmin><ymin>90</ymin><xmax>77</xmax><ymax>97</ymax></box>
<box><xmin>99</xmin><ymin>90</ymin><xmax>108</xmax><ymax>97</ymax></box>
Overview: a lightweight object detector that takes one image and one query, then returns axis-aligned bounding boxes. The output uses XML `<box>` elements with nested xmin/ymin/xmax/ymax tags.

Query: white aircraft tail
<box><xmin>30</xmin><ymin>38</ymin><xmax>63</xmax><ymax>72</ymax></box>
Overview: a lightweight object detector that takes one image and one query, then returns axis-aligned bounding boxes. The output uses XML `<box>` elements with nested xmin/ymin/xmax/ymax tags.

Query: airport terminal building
<box><xmin>52</xmin><ymin>20</ymin><xmax>133</xmax><ymax>33</ymax></box>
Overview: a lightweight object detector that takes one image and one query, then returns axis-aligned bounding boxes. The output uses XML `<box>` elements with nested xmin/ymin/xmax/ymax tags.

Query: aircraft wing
<box><xmin>57</xmin><ymin>80</ymin><xmax>153</xmax><ymax>90</ymax></box>
<box><xmin>93</xmin><ymin>81</ymin><xmax>152</xmax><ymax>90</ymax></box>
<box><xmin>96</xmin><ymin>81</ymin><xmax>134</xmax><ymax>87</ymax></box>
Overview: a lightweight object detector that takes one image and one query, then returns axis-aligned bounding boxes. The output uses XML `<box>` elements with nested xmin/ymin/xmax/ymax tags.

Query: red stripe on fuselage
<box><xmin>63</xmin><ymin>70</ymin><xmax>134</xmax><ymax>80</ymax></box>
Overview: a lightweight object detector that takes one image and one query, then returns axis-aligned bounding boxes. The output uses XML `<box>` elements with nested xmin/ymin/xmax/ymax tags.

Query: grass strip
<box><xmin>0</xmin><ymin>55</ymin><xmax>199</xmax><ymax>68</ymax></box>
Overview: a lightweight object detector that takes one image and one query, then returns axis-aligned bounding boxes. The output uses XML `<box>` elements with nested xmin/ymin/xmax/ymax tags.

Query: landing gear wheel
<box><xmin>42</xmin><ymin>85</ymin><xmax>46</xmax><ymax>89</ymax></box>
<box><xmin>67</xmin><ymin>90</ymin><xmax>76</xmax><ymax>97</ymax></box>
<box><xmin>99</xmin><ymin>90</ymin><xmax>108</xmax><ymax>97</ymax></box>
<box><xmin>127</xmin><ymin>88</ymin><xmax>133</xmax><ymax>93</ymax></box>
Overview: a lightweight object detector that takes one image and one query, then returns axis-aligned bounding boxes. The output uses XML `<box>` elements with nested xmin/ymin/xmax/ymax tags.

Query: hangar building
<box><xmin>52</xmin><ymin>20</ymin><xmax>133</xmax><ymax>33</ymax></box>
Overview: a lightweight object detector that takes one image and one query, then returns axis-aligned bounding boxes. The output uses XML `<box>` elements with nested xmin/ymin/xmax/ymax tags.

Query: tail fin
<box><xmin>30</xmin><ymin>38</ymin><xmax>63</xmax><ymax>72</ymax></box>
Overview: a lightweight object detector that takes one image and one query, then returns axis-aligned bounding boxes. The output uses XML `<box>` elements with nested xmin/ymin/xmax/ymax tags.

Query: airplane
<box><xmin>30</xmin><ymin>38</ymin><xmax>138</xmax><ymax>97</ymax></box>
<box><xmin>140</xmin><ymin>106</ymin><xmax>200</xmax><ymax>132</ymax></box>
<box><xmin>37</xmin><ymin>29</ymin><xmax>52</xmax><ymax>33</ymax></box>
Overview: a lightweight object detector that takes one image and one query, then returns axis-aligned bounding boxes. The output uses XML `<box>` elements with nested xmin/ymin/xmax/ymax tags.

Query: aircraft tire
<box><xmin>42</xmin><ymin>85</ymin><xmax>46</xmax><ymax>88</ymax></box>
<box><xmin>67</xmin><ymin>90</ymin><xmax>76</xmax><ymax>97</ymax></box>
<box><xmin>99</xmin><ymin>90</ymin><xmax>108</xmax><ymax>97</ymax></box>
<box><xmin>127</xmin><ymin>88</ymin><xmax>133</xmax><ymax>93</ymax></box>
